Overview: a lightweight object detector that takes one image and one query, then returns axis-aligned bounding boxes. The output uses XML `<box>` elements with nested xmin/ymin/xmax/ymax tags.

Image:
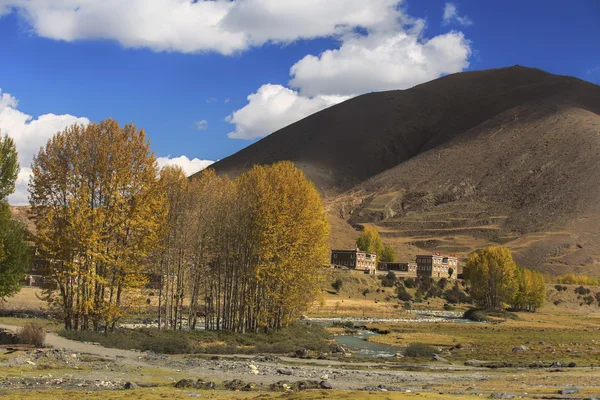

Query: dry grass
<box><xmin>0</xmin><ymin>388</ymin><xmax>488</xmax><ymax>400</ymax></box>
<box><xmin>1</xmin><ymin>287</ymin><xmax>47</xmax><ymax>311</ymax></box>
<box><xmin>367</xmin><ymin>308</ymin><xmax>600</xmax><ymax>366</ymax></box>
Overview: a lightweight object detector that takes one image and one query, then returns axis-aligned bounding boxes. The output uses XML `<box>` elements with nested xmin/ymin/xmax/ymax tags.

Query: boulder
<box><xmin>277</xmin><ymin>369</ymin><xmax>292</xmax><ymax>376</ymax></box>
<box><xmin>319</xmin><ymin>381</ymin><xmax>333</xmax><ymax>389</ymax></box>
<box><xmin>559</xmin><ymin>387</ymin><xmax>580</xmax><ymax>395</ymax></box>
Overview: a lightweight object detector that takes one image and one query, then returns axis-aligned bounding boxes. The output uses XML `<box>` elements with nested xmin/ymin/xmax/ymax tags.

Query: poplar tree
<box><xmin>29</xmin><ymin>119</ymin><xmax>165</xmax><ymax>330</ymax></box>
<box><xmin>0</xmin><ymin>133</ymin><xmax>29</xmax><ymax>300</ymax></box>
<box><xmin>466</xmin><ymin>246</ymin><xmax>518</xmax><ymax>311</ymax></box>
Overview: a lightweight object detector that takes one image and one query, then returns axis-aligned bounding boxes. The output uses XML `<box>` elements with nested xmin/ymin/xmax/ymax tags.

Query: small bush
<box><xmin>362</xmin><ymin>288</ymin><xmax>370</xmax><ymax>297</ymax></box>
<box><xmin>17</xmin><ymin>323</ymin><xmax>46</xmax><ymax>347</ymax></box>
<box><xmin>426</xmin><ymin>286</ymin><xmax>442</xmax><ymax>298</ymax></box>
<box><xmin>396</xmin><ymin>285</ymin><xmax>412</xmax><ymax>302</ymax></box>
<box><xmin>404</xmin><ymin>278</ymin><xmax>417</xmax><ymax>289</ymax></box>
<box><xmin>556</xmin><ymin>274</ymin><xmax>599</xmax><ymax>286</ymax></box>
<box><xmin>443</xmin><ymin>303</ymin><xmax>455</xmax><ymax>311</ymax></box>
<box><xmin>464</xmin><ymin>309</ymin><xmax>489</xmax><ymax>322</ymax></box>
<box><xmin>554</xmin><ymin>284</ymin><xmax>564</xmax><ymax>291</ymax></box>
<box><xmin>464</xmin><ymin>308</ymin><xmax>518</xmax><ymax>322</ymax></box>
<box><xmin>583</xmin><ymin>295</ymin><xmax>595</xmax><ymax>305</ymax></box>
<box><xmin>404</xmin><ymin>342</ymin><xmax>437</xmax><ymax>358</ymax></box>
<box><xmin>381</xmin><ymin>271</ymin><xmax>397</xmax><ymax>287</ymax></box>
<box><xmin>332</xmin><ymin>278</ymin><xmax>343</xmax><ymax>293</ymax></box>
<box><xmin>575</xmin><ymin>286</ymin><xmax>590</xmax><ymax>295</ymax></box>
<box><xmin>438</xmin><ymin>278</ymin><xmax>448</xmax><ymax>290</ymax></box>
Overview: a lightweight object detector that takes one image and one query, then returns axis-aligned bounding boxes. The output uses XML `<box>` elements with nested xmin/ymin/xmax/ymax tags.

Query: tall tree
<box><xmin>0</xmin><ymin>134</ymin><xmax>29</xmax><ymax>300</ymax></box>
<box><xmin>380</xmin><ymin>244</ymin><xmax>396</xmax><ymax>262</ymax></box>
<box><xmin>29</xmin><ymin>119</ymin><xmax>166</xmax><ymax>330</ymax></box>
<box><xmin>465</xmin><ymin>246</ymin><xmax>518</xmax><ymax>311</ymax></box>
<box><xmin>356</xmin><ymin>226</ymin><xmax>383</xmax><ymax>254</ymax></box>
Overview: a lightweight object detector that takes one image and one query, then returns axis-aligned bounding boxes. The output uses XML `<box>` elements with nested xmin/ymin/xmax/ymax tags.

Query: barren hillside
<box><xmin>186</xmin><ymin>67</ymin><xmax>600</xmax><ymax>274</ymax></box>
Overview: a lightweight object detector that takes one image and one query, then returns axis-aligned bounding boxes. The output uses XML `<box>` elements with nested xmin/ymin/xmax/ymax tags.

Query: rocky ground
<box><xmin>2</xmin><ymin>323</ymin><xmax>600</xmax><ymax>399</ymax></box>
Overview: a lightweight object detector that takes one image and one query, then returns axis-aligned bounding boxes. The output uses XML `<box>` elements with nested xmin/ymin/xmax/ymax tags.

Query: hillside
<box><xmin>206</xmin><ymin>66</ymin><xmax>600</xmax><ymax>275</ymax></box>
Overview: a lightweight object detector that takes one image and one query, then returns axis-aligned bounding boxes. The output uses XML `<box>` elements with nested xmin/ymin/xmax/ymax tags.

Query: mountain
<box><xmin>206</xmin><ymin>66</ymin><xmax>600</xmax><ymax>275</ymax></box>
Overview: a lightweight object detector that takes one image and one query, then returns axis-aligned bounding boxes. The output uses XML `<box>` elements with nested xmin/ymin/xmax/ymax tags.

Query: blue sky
<box><xmin>0</xmin><ymin>0</ymin><xmax>599</xmax><ymax>204</ymax></box>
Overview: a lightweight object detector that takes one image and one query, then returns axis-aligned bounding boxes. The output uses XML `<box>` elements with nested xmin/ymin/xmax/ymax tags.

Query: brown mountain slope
<box><xmin>207</xmin><ymin>66</ymin><xmax>600</xmax><ymax>195</ymax></box>
<box><xmin>331</xmin><ymin>102</ymin><xmax>600</xmax><ymax>275</ymax></box>
<box><xmin>206</xmin><ymin>66</ymin><xmax>600</xmax><ymax>274</ymax></box>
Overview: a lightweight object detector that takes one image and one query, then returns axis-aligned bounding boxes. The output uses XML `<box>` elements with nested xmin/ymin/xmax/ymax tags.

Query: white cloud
<box><xmin>156</xmin><ymin>155</ymin><xmax>214</xmax><ymax>176</ymax></box>
<box><xmin>443</xmin><ymin>3</ymin><xmax>473</xmax><ymax>26</ymax></box>
<box><xmin>195</xmin><ymin>120</ymin><xmax>208</xmax><ymax>130</ymax></box>
<box><xmin>226</xmin><ymin>5</ymin><xmax>471</xmax><ymax>139</ymax></box>
<box><xmin>0</xmin><ymin>89</ymin><xmax>90</xmax><ymax>205</ymax></box>
<box><xmin>226</xmin><ymin>84</ymin><xmax>349</xmax><ymax>140</ymax></box>
<box><xmin>0</xmin><ymin>0</ymin><xmax>403</xmax><ymax>55</ymax></box>
<box><xmin>289</xmin><ymin>30</ymin><xmax>471</xmax><ymax>96</ymax></box>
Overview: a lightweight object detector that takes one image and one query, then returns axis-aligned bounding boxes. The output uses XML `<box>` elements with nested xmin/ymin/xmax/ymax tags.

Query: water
<box><xmin>323</xmin><ymin>311</ymin><xmax>478</xmax><ymax>358</ymax></box>
<box><xmin>335</xmin><ymin>330</ymin><xmax>403</xmax><ymax>358</ymax></box>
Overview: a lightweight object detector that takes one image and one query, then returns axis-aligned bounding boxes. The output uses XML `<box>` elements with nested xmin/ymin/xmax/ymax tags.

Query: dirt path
<box><xmin>0</xmin><ymin>324</ymin><xmax>145</xmax><ymax>365</ymax></box>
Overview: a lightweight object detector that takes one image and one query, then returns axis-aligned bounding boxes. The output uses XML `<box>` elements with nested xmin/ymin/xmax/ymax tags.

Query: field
<box><xmin>2</xmin><ymin>272</ymin><xmax>600</xmax><ymax>399</ymax></box>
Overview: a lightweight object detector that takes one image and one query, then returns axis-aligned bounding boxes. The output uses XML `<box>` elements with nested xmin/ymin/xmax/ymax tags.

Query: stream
<box><xmin>308</xmin><ymin>311</ymin><xmax>477</xmax><ymax>358</ymax></box>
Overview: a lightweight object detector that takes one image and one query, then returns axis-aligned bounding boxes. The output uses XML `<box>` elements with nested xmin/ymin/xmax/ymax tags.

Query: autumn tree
<box><xmin>465</xmin><ymin>246</ymin><xmax>518</xmax><ymax>311</ymax></box>
<box><xmin>356</xmin><ymin>226</ymin><xmax>383</xmax><ymax>254</ymax></box>
<box><xmin>380</xmin><ymin>244</ymin><xmax>396</xmax><ymax>262</ymax></box>
<box><xmin>29</xmin><ymin>119</ymin><xmax>165</xmax><ymax>330</ymax></box>
<box><xmin>512</xmin><ymin>266</ymin><xmax>545</xmax><ymax>312</ymax></box>
<box><xmin>0</xmin><ymin>134</ymin><xmax>29</xmax><ymax>300</ymax></box>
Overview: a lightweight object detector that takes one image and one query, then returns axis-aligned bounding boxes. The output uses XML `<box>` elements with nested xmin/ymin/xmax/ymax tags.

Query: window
<box><xmin>333</xmin><ymin>253</ymin><xmax>337</xmax><ymax>259</ymax></box>
<box><xmin>351</xmin><ymin>253</ymin><xmax>355</xmax><ymax>259</ymax></box>
<box><xmin>350</xmin><ymin>261</ymin><xmax>355</xmax><ymax>267</ymax></box>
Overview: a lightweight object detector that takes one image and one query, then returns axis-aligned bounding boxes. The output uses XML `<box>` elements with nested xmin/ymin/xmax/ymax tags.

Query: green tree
<box><xmin>380</xmin><ymin>244</ymin><xmax>396</xmax><ymax>262</ymax></box>
<box><xmin>0</xmin><ymin>135</ymin><xmax>19</xmax><ymax>200</ymax></box>
<box><xmin>465</xmin><ymin>246</ymin><xmax>518</xmax><ymax>311</ymax></box>
<box><xmin>0</xmin><ymin>134</ymin><xmax>29</xmax><ymax>300</ymax></box>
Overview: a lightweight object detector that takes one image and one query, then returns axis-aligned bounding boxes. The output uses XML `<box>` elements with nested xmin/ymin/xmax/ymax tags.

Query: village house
<box><xmin>331</xmin><ymin>248</ymin><xmax>377</xmax><ymax>274</ymax></box>
<box><xmin>415</xmin><ymin>252</ymin><xmax>458</xmax><ymax>279</ymax></box>
<box><xmin>377</xmin><ymin>262</ymin><xmax>417</xmax><ymax>277</ymax></box>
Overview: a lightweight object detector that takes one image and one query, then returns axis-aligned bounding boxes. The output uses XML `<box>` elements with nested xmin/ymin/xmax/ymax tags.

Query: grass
<box><xmin>0</xmin><ymin>317</ymin><xmax>61</xmax><ymax>331</ymax></box>
<box><xmin>59</xmin><ymin>322</ymin><xmax>332</xmax><ymax>355</ymax></box>
<box><xmin>0</xmin><ymin>388</ymin><xmax>489</xmax><ymax>400</ymax></box>
<box><xmin>463</xmin><ymin>308</ymin><xmax>519</xmax><ymax>322</ymax></box>
<box><xmin>366</xmin><ymin>309</ymin><xmax>600</xmax><ymax>366</ymax></box>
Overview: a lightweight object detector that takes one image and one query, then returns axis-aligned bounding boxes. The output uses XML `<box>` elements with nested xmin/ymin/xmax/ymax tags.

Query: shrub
<box><xmin>426</xmin><ymin>286</ymin><xmax>442</xmax><ymax>298</ymax></box>
<box><xmin>443</xmin><ymin>284</ymin><xmax>470</xmax><ymax>304</ymax></box>
<box><xmin>381</xmin><ymin>271</ymin><xmax>397</xmax><ymax>287</ymax></box>
<box><xmin>404</xmin><ymin>278</ymin><xmax>417</xmax><ymax>289</ymax></box>
<box><xmin>443</xmin><ymin>303</ymin><xmax>455</xmax><ymax>311</ymax></box>
<box><xmin>575</xmin><ymin>286</ymin><xmax>590</xmax><ymax>295</ymax></box>
<box><xmin>464</xmin><ymin>308</ymin><xmax>518</xmax><ymax>322</ymax></box>
<box><xmin>362</xmin><ymin>288</ymin><xmax>370</xmax><ymax>297</ymax></box>
<box><xmin>332</xmin><ymin>278</ymin><xmax>343</xmax><ymax>293</ymax></box>
<box><xmin>404</xmin><ymin>342</ymin><xmax>437</xmax><ymax>358</ymax></box>
<box><xmin>17</xmin><ymin>323</ymin><xmax>46</xmax><ymax>347</ymax></box>
<box><xmin>438</xmin><ymin>278</ymin><xmax>448</xmax><ymax>290</ymax></box>
<box><xmin>584</xmin><ymin>295</ymin><xmax>595</xmax><ymax>305</ymax></box>
<box><xmin>396</xmin><ymin>285</ymin><xmax>412</xmax><ymax>302</ymax></box>
<box><xmin>554</xmin><ymin>284</ymin><xmax>564</xmax><ymax>291</ymax></box>
<box><xmin>464</xmin><ymin>309</ymin><xmax>489</xmax><ymax>322</ymax></box>
<box><xmin>556</xmin><ymin>274</ymin><xmax>599</xmax><ymax>286</ymax></box>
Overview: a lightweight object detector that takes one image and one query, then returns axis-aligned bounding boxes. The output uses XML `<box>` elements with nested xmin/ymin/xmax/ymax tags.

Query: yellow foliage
<box><xmin>29</xmin><ymin>119</ymin><xmax>166</xmax><ymax>330</ymax></box>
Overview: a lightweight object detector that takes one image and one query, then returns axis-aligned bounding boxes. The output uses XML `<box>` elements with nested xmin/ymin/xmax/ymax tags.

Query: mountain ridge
<box><xmin>204</xmin><ymin>66</ymin><xmax>600</xmax><ymax>275</ymax></box>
